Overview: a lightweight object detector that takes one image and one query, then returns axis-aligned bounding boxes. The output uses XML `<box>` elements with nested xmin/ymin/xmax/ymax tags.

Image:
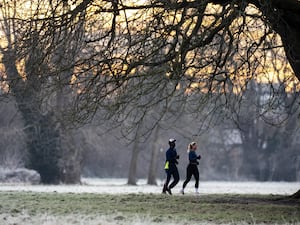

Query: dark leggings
<box><xmin>182</xmin><ymin>164</ymin><xmax>199</xmax><ymax>189</ymax></box>
<box><xmin>164</xmin><ymin>167</ymin><xmax>180</xmax><ymax>189</ymax></box>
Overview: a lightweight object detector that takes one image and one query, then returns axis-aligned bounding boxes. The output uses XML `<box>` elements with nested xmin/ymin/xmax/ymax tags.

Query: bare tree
<box><xmin>0</xmin><ymin>0</ymin><xmax>85</xmax><ymax>183</ymax></box>
<box><xmin>233</xmin><ymin>80</ymin><xmax>300</xmax><ymax>181</ymax></box>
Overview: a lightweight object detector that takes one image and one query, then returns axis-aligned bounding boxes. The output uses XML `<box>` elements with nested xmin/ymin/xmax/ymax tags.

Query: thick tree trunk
<box><xmin>2</xmin><ymin>48</ymin><xmax>82</xmax><ymax>184</ymax></box>
<box><xmin>266</xmin><ymin>5</ymin><xmax>300</xmax><ymax>81</ymax></box>
<box><xmin>266</xmin><ymin>8</ymin><xmax>300</xmax><ymax>196</ymax></box>
<box><xmin>291</xmin><ymin>189</ymin><xmax>300</xmax><ymax>199</ymax></box>
<box><xmin>59</xmin><ymin>128</ymin><xmax>82</xmax><ymax>184</ymax></box>
<box><xmin>127</xmin><ymin>122</ymin><xmax>144</xmax><ymax>185</ymax></box>
<box><xmin>147</xmin><ymin>126</ymin><xmax>160</xmax><ymax>185</ymax></box>
<box><xmin>2</xmin><ymin>50</ymin><xmax>61</xmax><ymax>183</ymax></box>
<box><xmin>211</xmin><ymin>1</ymin><xmax>300</xmax><ymax>80</ymax></box>
<box><xmin>56</xmin><ymin>75</ymin><xmax>82</xmax><ymax>184</ymax></box>
<box><xmin>26</xmin><ymin>114</ymin><xmax>61</xmax><ymax>184</ymax></box>
<box><xmin>127</xmin><ymin>138</ymin><xmax>140</xmax><ymax>185</ymax></box>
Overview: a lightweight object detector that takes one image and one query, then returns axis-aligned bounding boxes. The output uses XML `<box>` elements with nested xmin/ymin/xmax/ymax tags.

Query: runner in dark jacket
<box><xmin>181</xmin><ymin>142</ymin><xmax>201</xmax><ymax>195</ymax></box>
<box><xmin>162</xmin><ymin>138</ymin><xmax>179</xmax><ymax>195</ymax></box>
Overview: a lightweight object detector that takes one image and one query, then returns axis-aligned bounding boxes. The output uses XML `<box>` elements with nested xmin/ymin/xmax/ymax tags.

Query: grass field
<box><xmin>0</xmin><ymin>192</ymin><xmax>299</xmax><ymax>224</ymax></box>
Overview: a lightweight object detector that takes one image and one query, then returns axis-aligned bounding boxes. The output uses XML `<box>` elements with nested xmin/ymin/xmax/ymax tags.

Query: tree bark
<box><xmin>252</xmin><ymin>0</ymin><xmax>300</xmax><ymax>196</ymax></box>
<box><xmin>26</xmin><ymin>114</ymin><xmax>61</xmax><ymax>184</ymax></box>
<box><xmin>211</xmin><ymin>0</ymin><xmax>300</xmax><ymax>81</ymax></box>
<box><xmin>2</xmin><ymin>50</ymin><xmax>62</xmax><ymax>184</ymax></box>
<box><xmin>59</xmin><ymin>128</ymin><xmax>82</xmax><ymax>184</ymax></box>
<box><xmin>55</xmin><ymin>72</ymin><xmax>82</xmax><ymax>184</ymax></box>
<box><xmin>147</xmin><ymin>126</ymin><xmax>160</xmax><ymax>185</ymax></box>
<box><xmin>127</xmin><ymin>120</ymin><xmax>145</xmax><ymax>185</ymax></box>
<box><xmin>2</xmin><ymin>46</ymin><xmax>82</xmax><ymax>184</ymax></box>
<box><xmin>260</xmin><ymin>1</ymin><xmax>300</xmax><ymax>81</ymax></box>
<box><xmin>127</xmin><ymin>138</ymin><xmax>140</xmax><ymax>185</ymax></box>
<box><xmin>291</xmin><ymin>189</ymin><xmax>300</xmax><ymax>199</ymax></box>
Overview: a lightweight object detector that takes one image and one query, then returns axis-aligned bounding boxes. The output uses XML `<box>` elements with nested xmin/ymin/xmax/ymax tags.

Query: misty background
<box><xmin>1</xmin><ymin>80</ymin><xmax>299</xmax><ymax>183</ymax></box>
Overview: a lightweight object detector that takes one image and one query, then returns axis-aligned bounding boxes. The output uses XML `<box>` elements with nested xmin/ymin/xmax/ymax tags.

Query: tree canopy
<box><xmin>1</xmin><ymin>0</ymin><xmax>299</xmax><ymax>123</ymax></box>
<box><xmin>70</xmin><ymin>0</ymin><xmax>300</xmax><ymax>125</ymax></box>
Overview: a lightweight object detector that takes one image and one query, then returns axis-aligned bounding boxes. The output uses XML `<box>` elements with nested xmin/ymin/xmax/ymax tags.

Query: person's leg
<box><xmin>193</xmin><ymin>167</ymin><xmax>200</xmax><ymax>193</ymax></box>
<box><xmin>182</xmin><ymin>165</ymin><xmax>193</xmax><ymax>189</ymax></box>
<box><xmin>169</xmin><ymin>167</ymin><xmax>180</xmax><ymax>190</ymax></box>
<box><xmin>162</xmin><ymin>170</ymin><xmax>171</xmax><ymax>193</ymax></box>
<box><xmin>181</xmin><ymin>165</ymin><xmax>192</xmax><ymax>194</ymax></box>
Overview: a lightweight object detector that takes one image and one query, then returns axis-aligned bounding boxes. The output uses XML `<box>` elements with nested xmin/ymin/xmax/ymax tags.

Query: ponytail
<box><xmin>187</xmin><ymin>143</ymin><xmax>192</xmax><ymax>153</ymax></box>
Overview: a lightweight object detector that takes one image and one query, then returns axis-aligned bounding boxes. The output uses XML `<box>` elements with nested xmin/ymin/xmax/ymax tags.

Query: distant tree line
<box><xmin>0</xmin><ymin>79</ymin><xmax>299</xmax><ymax>183</ymax></box>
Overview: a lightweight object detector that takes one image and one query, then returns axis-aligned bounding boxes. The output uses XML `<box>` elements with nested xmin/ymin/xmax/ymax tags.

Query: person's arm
<box><xmin>174</xmin><ymin>152</ymin><xmax>179</xmax><ymax>164</ymax></box>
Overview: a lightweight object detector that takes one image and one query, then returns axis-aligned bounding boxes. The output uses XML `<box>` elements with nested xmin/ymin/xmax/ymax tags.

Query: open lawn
<box><xmin>0</xmin><ymin>192</ymin><xmax>299</xmax><ymax>225</ymax></box>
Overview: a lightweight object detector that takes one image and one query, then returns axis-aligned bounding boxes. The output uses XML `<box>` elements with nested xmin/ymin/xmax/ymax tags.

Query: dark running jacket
<box><xmin>188</xmin><ymin>151</ymin><xmax>201</xmax><ymax>165</ymax></box>
<box><xmin>165</xmin><ymin>147</ymin><xmax>178</xmax><ymax>169</ymax></box>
